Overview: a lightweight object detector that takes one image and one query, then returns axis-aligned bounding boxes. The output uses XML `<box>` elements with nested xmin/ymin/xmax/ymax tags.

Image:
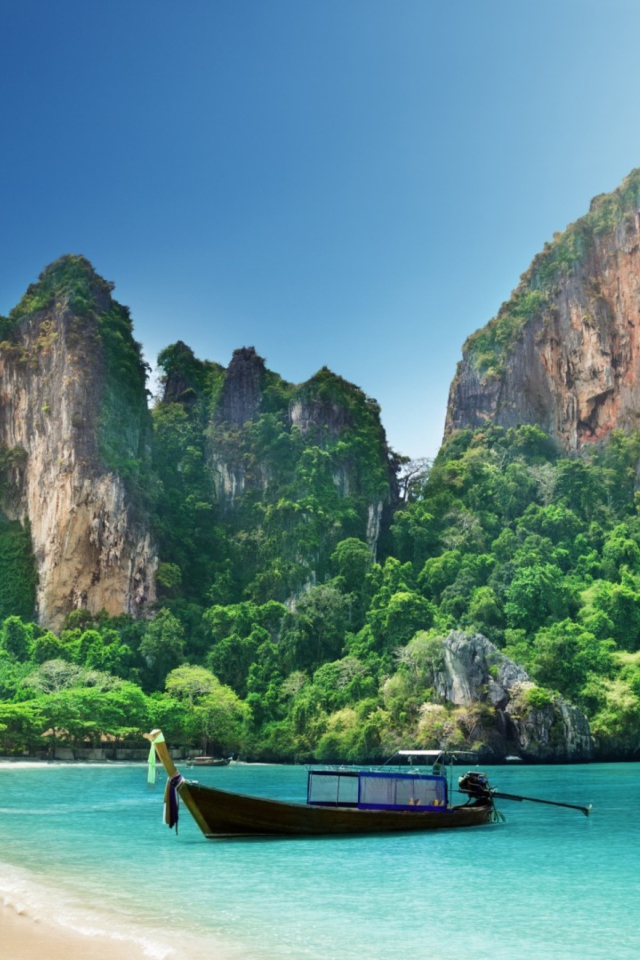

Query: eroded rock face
<box><xmin>0</xmin><ymin>266</ymin><xmax>156</xmax><ymax>630</ymax></box>
<box><xmin>161</xmin><ymin>340</ymin><xmax>199</xmax><ymax>405</ymax></box>
<box><xmin>207</xmin><ymin>351</ymin><xmax>395</xmax><ymax>559</ymax></box>
<box><xmin>432</xmin><ymin>632</ymin><xmax>593</xmax><ymax>761</ymax></box>
<box><xmin>289</xmin><ymin>392</ymin><xmax>352</xmax><ymax>440</ymax></box>
<box><xmin>209</xmin><ymin>347</ymin><xmax>265</xmax><ymax>507</ymax></box>
<box><xmin>216</xmin><ymin>347</ymin><xmax>265</xmax><ymax>427</ymax></box>
<box><xmin>434</xmin><ymin>631</ymin><xmax>529</xmax><ymax>708</ymax></box>
<box><xmin>446</xmin><ymin>169</ymin><xmax>640</xmax><ymax>450</ymax></box>
<box><xmin>288</xmin><ymin>384</ymin><xmax>389</xmax><ymax>551</ymax></box>
<box><xmin>505</xmin><ymin>685</ymin><xmax>593</xmax><ymax>762</ymax></box>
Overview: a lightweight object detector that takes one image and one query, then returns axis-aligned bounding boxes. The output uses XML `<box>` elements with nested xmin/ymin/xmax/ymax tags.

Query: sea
<box><xmin>1</xmin><ymin>760</ymin><xmax>638</xmax><ymax>959</ymax></box>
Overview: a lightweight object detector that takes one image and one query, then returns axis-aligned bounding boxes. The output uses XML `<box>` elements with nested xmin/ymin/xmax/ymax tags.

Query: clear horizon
<box><xmin>4</xmin><ymin>1</ymin><xmax>640</xmax><ymax>459</ymax></box>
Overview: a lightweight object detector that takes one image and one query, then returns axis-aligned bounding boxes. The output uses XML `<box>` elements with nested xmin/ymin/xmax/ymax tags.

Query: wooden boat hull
<box><xmin>181</xmin><ymin>781</ymin><xmax>493</xmax><ymax>837</ymax></box>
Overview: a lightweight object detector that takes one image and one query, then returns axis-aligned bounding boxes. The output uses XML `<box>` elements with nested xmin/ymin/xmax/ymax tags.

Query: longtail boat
<box><xmin>186</xmin><ymin>756</ymin><xmax>231</xmax><ymax>768</ymax></box>
<box><xmin>144</xmin><ymin>731</ymin><xmax>590</xmax><ymax>839</ymax></box>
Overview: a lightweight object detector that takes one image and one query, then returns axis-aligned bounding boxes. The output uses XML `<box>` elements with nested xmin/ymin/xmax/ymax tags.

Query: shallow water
<box><xmin>1</xmin><ymin>761</ymin><xmax>638</xmax><ymax>959</ymax></box>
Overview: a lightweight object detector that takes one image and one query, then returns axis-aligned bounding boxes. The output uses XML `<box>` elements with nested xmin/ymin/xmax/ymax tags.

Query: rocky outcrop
<box><xmin>434</xmin><ymin>631</ymin><xmax>529</xmax><ymax>707</ymax></box>
<box><xmin>209</xmin><ymin>348</ymin><xmax>267</xmax><ymax>507</ymax></box>
<box><xmin>205</xmin><ymin>352</ymin><xmax>395</xmax><ymax>557</ymax></box>
<box><xmin>446</xmin><ymin>168</ymin><xmax>640</xmax><ymax>450</ymax></box>
<box><xmin>505</xmin><ymin>686</ymin><xmax>593</xmax><ymax>763</ymax></box>
<box><xmin>0</xmin><ymin>257</ymin><xmax>156</xmax><ymax>629</ymax></box>
<box><xmin>157</xmin><ymin>340</ymin><xmax>399</xmax><ymax>597</ymax></box>
<box><xmin>288</xmin><ymin>370</ymin><xmax>390</xmax><ymax>550</ymax></box>
<box><xmin>432</xmin><ymin>632</ymin><xmax>593</xmax><ymax>761</ymax></box>
<box><xmin>160</xmin><ymin>340</ymin><xmax>200</xmax><ymax>405</ymax></box>
<box><xmin>290</xmin><ymin>383</ymin><xmax>352</xmax><ymax>442</ymax></box>
<box><xmin>216</xmin><ymin>347</ymin><xmax>265</xmax><ymax>428</ymax></box>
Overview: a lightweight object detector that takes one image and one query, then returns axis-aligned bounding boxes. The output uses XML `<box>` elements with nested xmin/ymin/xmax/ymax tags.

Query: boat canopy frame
<box><xmin>307</xmin><ymin>768</ymin><xmax>449</xmax><ymax>812</ymax></box>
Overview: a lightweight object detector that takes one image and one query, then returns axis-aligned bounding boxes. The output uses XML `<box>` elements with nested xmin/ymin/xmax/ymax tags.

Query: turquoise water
<box><xmin>1</xmin><ymin>761</ymin><xmax>639</xmax><ymax>959</ymax></box>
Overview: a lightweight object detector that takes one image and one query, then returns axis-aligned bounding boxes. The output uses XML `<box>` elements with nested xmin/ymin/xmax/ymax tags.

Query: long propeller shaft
<box><xmin>492</xmin><ymin>790</ymin><xmax>592</xmax><ymax>817</ymax></box>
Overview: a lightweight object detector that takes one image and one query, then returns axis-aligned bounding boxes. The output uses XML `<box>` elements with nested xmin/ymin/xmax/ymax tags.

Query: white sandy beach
<box><xmin>1</xmin><ymin>899</ymin><xmax>247</xmax><ymax>960</ymax></box>
<box><xmin>1</xmin><ymin>903</ymin><xmax>152</xmax><ymax>960</ymax></box>
<box><xmin>0</xmin><ymin>856</ymin><xmax>241</xmax><ymax>960</ymax></box>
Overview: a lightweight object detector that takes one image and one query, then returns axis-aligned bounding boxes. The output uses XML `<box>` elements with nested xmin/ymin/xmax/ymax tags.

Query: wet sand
<box><xmin>1</xmin><ymin>903</ymin><xmax>151</xmax><ymax>960</ymax></box>
<box><xmin>2</xmin><ymin>897</ymin><xmax>248</xmax><ymax>960</ymax></box>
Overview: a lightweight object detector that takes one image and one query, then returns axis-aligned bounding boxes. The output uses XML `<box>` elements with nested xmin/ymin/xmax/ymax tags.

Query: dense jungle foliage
<box><xmin>2</xmin><ymin>257</ymin><xmax>640</xmax><ymax>760</ymax></box>
<box><xmin>3</xmin><ymin>414</ymin><xmax>640</xmax><ymax>759</ymax></box>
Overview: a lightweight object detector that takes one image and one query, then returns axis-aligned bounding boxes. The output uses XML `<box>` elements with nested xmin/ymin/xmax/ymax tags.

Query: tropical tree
<box><xmin>139</xmin><ymin>609</ymin><xmax>186</xmax><ymax>689</ymax></box>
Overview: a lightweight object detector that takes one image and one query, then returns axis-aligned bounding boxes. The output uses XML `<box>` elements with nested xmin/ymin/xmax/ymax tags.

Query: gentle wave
<box><xmin>0</xmin><ymin>761</ymin><xmax>147</xmax><ymax>769</ymax></box>
<box><xmin>0</xmin><ymin>862</ymin><xmax>171</xmax><ymax>958</ymax></box>
<box><xmin>0</xmin><ymin>860</ymin><xmax>242</xmax><ymax>960</ymax></box>
<box><xmin>0</xmin><ymin>798</ymin><xmax>160</xmax><ymax>816</ymax></box>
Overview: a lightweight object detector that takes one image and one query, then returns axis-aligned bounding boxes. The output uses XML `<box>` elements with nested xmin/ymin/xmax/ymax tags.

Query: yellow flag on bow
<box><xmin>147</xmin><ymin>742</ymin><xmax>157</xmax><ymax>784</ymax></box>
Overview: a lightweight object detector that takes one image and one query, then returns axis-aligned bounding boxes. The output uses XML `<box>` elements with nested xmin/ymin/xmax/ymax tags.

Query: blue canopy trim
<box><xmin>306</xmin><ymin>769</ymin><xmax>448</xmax><ymax>811</ymax></box>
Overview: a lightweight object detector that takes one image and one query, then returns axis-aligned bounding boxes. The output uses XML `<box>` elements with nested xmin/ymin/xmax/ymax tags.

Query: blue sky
<box><xmin>3</xmin><ymin>1</ymin><xmax>640</xmax><ymax>459</ymax></box>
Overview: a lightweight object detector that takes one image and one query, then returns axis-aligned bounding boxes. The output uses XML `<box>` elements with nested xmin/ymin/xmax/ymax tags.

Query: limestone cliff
<box><xmin>158</xmin><ymin>343</ymin><xmax>398</xmax><ymax>602</ymax></box>
<box><xmin>0</xmin><ymin>256</ymin><xmax>156</xmax><ymax>629</ymax></box>
<box><xmin>432</xmin><ymin>632</ymin><xmax>593</xmax><ymax>762</ymax></box>
<box><xmin>211</xmin><ymin>356</ymin><xmax>397</xmax><ymax>555</ymax></box>
<box><xmin>446</xmin><ymin>168</ymin><xmax>640</xmax><ymax>450</ymax></box>
<box><xmin>209</xmin><ymin>346</ymin><xmax>267</xmax><ymax>508</ymax></box>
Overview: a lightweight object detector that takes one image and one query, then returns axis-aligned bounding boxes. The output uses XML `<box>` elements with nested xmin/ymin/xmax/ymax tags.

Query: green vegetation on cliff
<box><xmin>0</xmin><ymin>519</ymin><xmax>37</xmax><ymax>621</ymax></box>
<box><xmin>9</xmin><ymin>254</ymin><xmax>113</xmax><ymax>321</ymax></box>
<box><xmin>152</xmin><ymin>346</ymin><xmax>392</xmax><ymax>608</ymax></box>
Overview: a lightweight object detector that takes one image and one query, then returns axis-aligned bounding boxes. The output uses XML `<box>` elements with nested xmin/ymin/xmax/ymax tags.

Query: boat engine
<box><xmin>458</xmin><ymin>771</ymin><xmax>493</xmax><ymax>803</ymax></box>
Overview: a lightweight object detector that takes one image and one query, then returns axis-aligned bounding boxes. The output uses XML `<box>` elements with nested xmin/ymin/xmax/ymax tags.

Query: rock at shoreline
<box><xmin>432</xmin><ymin>631</ymin><xmax>593</xmax><ymax>762</ymax></box>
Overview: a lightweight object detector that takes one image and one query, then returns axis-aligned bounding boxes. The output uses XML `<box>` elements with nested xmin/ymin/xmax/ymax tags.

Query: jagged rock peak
<box><xmin>10</xmin><ymin>254</ymin><xmax>115</xmax><ymax>322</ymax></box>
<box><xmin>290</xmin><ymin>367</ymin><xmax>354</xmax><ymax>441</ymax></box>
<box><xmin>159</xmin><ymin>340</ymin><xmax>198</xmax><ymax>404</ymax></box>
<box><xmin>446</xmin><ymin>167</ymin><xmax>640</xmax><ymax>450</ymax></box>
<box><xmin>217</xmin><ymin>346</ymin><xmax>265</xmax><ymax>426</ymax></box>
<box><xmin>158</xmin><ymin>341</ymin><xmax>225</xmax><ymax>407</ymax></box>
